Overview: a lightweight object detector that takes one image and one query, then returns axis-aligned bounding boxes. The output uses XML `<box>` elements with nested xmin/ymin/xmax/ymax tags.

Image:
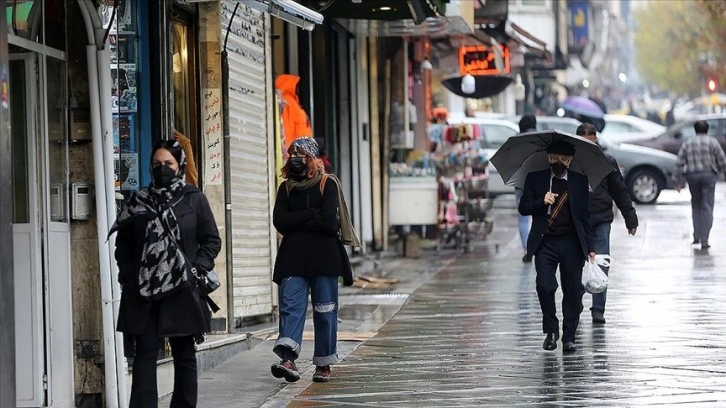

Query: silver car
<box><xmin>506</xmin><ymin>116</ymin><xmax>678</xmax><ymax>204</ymax></box>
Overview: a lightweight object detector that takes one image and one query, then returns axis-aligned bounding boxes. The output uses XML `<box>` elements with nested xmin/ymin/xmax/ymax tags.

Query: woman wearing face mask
<box><xmin>271</xmin><ymin>137</ymin><xmax>353</xmax><ymax>383</ymax></box>
<box><xmin>110</xmin><ymin>140</ymin><xmax>221</xmax><ymax>407</ymax></box>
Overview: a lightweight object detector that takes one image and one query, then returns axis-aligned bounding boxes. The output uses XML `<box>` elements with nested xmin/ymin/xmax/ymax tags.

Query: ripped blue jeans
<box><xmin>274</xmin><ymin>275</ymin><xmax>339</xmax><ymax>367</ymax></box>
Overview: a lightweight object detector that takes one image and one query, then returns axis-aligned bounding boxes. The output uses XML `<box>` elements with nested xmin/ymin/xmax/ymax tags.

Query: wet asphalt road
<box><xmin>286</xmin><ymin>186</ymin><xmax>726</xmax><ymax>407</ymax></box>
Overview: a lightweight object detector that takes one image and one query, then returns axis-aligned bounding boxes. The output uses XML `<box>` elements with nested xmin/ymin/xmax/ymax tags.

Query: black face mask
<box><xmin>289</xmin><ymin>157</ymin><xmax>307</xmax><ymax>174</ymax></box>
<box><xmin>550</xmin><ymin>162</ymin><xmax>568</xmax><ymax>177</ymax></box>
<box><xmin>152</xmin><ymin>165</ymin><xmax>178</xmax><ymax>188</ymax></box>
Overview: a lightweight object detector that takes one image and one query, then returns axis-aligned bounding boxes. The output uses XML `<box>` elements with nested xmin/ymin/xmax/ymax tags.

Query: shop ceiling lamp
<box><xmin>245</xmin><ymin>0</ymin><xmax>324</xmax><ymax>31</ymax></box>
<box><xmin>461</xmin><ymin>73</ymin><xmax>475</xmax><ymax>94</ymax></box>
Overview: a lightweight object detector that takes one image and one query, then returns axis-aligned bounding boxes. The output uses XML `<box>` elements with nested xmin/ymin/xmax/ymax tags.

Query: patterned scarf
<box><xmin>110</xmin><ymin>143</ymin><xmax>192</xmax><ymax>300</ymax></box>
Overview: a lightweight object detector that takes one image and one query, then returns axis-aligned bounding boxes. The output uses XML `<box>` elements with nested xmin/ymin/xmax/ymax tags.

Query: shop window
<box><xmin>4</xmin><ymin>0</ymin><xmax>65</xmax><ymax>50</ymax></box>
<box><xmin>106</xmin><ymin>0</ymin><xmax>141</xmax><ymax>202</ymax></box>
<box><xmin>171</xmin><ymin>7</ymin><xmax>199</xmax><ymax>181</ymax></box>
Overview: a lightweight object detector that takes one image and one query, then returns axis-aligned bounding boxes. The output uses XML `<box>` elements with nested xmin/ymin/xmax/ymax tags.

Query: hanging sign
<box><xmin>459</xmin><ymin>45</ymin><xmax>510</xmax><ymax>76</ymax></box>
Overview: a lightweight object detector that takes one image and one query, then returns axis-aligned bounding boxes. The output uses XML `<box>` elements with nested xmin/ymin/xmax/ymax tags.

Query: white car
<box><xmin>601</xmin><ymin>114</ymin><xmax>665</xmax><ymax>143</ymax></box>
<box><xmin>452</xmin><ymin>118</ymin><xmax>520</xmax><ymax>197</ymax></box>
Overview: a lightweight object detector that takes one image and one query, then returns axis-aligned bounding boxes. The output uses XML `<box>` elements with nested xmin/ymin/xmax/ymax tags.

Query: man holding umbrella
<box><xmin>518</xmin><ymin>141</ymin><xmax>596</xmax><ymax>353</ymax></box>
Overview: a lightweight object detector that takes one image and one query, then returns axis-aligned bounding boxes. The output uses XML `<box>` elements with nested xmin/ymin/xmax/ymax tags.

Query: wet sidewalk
<box><xmin>169</xmin><ymin>186</ymin><xmax>726</xmax><ymax>407</ymax></box>
<box><xmin>285</xmin><ymin>188</ymin><xmax>726</xmax><ymax>407</ymax></box>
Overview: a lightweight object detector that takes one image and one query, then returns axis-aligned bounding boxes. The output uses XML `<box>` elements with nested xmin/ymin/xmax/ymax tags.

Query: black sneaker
<box><xmin>592</xmin><ymin>311</ymin><xmax>606</xmax><ymax>324</ymax></box>
<box><xmin>271</xmin><ymin>360</ymin><xmax>300</xmax><ymax>382</ymax></box>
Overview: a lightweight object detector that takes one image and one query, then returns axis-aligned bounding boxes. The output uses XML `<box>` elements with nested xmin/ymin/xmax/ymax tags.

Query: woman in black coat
<box><xmin>270</xmin><ymin>138</ymin><xmax>351</xmax><ymax>384</ymax></box>
<box><xmin>111</xmin><ymin>140</ymin><xmax>221</xmax><ymax>407</ymax></box>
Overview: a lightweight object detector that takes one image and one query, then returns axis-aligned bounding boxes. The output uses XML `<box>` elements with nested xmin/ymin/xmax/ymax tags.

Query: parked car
<box><xmin>601</xmin><ymin>114</ymin><xmax>666</xmax><ymax>143</ymax></box>
<box><xmin>597</xmin><ymin>134</ymin><xmax>678</xmax><ymax>204</ymax></box>
<box><xmin>631</xmin><ymin>114</ymin><xmax>726</xmax><ymax>156</ymax></box>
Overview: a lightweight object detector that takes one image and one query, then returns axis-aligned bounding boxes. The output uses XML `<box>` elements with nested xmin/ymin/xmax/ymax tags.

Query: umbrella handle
<box><xmin>547</xmin><ymin>176</ymin><xmax>552</xmax><ymax>215</ymax></box>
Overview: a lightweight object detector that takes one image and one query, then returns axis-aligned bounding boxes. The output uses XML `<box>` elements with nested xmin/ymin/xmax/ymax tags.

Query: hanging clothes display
<box><xmin>275</xmin><ymin>74</ymin><xmax>313</xmax><ymax>155</ymax></box>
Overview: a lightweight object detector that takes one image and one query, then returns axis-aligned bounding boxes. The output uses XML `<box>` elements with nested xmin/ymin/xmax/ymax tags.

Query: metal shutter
<box><xmin>221</xmin><ymin>1</ymin><xmax>273</xmax><ymax>318</ymax></box>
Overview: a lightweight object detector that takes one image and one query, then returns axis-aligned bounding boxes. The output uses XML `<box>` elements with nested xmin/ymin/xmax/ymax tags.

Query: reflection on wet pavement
<box><xmin>288</xmin><ymin>185</ymin><xmax>726</xmax><ymax>406</ymax></box>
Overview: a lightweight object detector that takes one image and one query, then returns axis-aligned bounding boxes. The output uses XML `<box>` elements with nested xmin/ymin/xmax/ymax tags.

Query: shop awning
<box><xmin>339</xmin><ymin>16</ymin><xmax>471</xmax><ymax>38</ymax></box>
<box><xmin>476</xmin><ymin>20</ymin><xmax>552</xmax><ymax>62</ymax></box>
<box><xmin>238</xmin><ymin>0</ymin><xmax>324</xmax><ymax>30</ymax></box>
<box><xmin>508</xmin><ymin>21</ymin><xmax>551</xmax><ymax>61</ymax></box>
<box><xmin>321</xmin><ymin>0</ymin><xmax>444</xmax><ymax>24</ymax></box>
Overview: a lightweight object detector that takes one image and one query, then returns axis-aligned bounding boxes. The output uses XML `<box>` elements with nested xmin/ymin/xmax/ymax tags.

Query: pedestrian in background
<box><xmin>516</xmin><ymin>114</ymin><xmax>537</xmax><ymax>262</ymax></box>
<box><xmin>271</xmin><ymin>138</ymin><xmax>354</xmax><ymax>383</ymax></box>
<box><xmin>675</xmin><ymin>120</ymin><xmax>726</xmax><ymax>249</ymax></box>
<box><xmin>111</xmin><ymin>140</ymin><xmax>222</xmax><ymax>407</ymax></box>
<box><xmin>519</xmin><ymin>141</ymin><xmax>595</xmax><ymax>353</ymax></box>
<box><xmin>577</xmin><ymin>123</ymin><xmax>638</xmax><ymax>324</ymax></box>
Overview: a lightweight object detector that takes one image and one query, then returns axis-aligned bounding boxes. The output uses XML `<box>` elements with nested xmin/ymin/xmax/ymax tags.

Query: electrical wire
<box><xmin>223</xmin><ymin>2</ymin><xmax>240</xmax><ymax>52</ymax></box>
<box><xmin>101</xmin><ymin>0</ymin><xmax>118</xmax><ymax>47</ymax></box>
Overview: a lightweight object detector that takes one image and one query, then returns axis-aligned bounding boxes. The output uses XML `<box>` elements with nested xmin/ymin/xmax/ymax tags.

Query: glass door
<box><xmin>9</xmin><ymin>53</ymin><xmax>47</xmax><ymax>408</ymax></box>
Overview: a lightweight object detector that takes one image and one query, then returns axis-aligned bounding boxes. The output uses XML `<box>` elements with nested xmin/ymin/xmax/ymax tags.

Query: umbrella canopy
<box><xmin>562</xmin><ymin>96</ymin><xmax>605</xmax><ymax>118</ymax></box>
<box><xmin>489</xmin><ymin>129</ymin><xmax>615</xmax><ymax>189</ymax></box>
<box><xmin>441</xmin><ymin>75</ymin><xmax>514</xmax><ymax>99</ymax></box>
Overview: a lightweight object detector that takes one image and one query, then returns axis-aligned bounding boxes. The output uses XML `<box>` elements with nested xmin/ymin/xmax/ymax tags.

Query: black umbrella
<box><xmin>441</xmin><ymin>75</ymin><xmax>514</xmax><ymax>99</ymax></box>
<box><xmin>489</xmin><ymin>129</ymin><xmax>614</xmax><ymax>189</ymax></box>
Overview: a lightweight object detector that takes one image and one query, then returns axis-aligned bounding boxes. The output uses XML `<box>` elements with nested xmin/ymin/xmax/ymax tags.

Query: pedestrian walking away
<box><xmin>577</xmin><ymin>123</ymin><xmax>638</xmax><ymax>324</ymax></box>
<box><xmin>516</xmin><ymin>115</ymin><xmax>537</xmax><ymax>263</ymax></box>
<box><xmin>110</xmin><ymin>140</ymin><xmax>222</xmax><ymax>407</ymax></box>
<box><xmin>675</xmin><ymin>120</ymin><xmax>726</xmax><ymax>250</ymax></box>
<box><xmin>271</xmin><ymin>137</ymin><xmax>355</xmax><ymax>384</ymax></box>
<box><xmin>518</xmin><ymin>140</ymin><xmax>595</xmax><ymax>353</ymax></box>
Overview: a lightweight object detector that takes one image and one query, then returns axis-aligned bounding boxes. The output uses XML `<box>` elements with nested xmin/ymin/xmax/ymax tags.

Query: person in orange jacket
<box><xmin>275</xmin><ymin>74</ymin><xmax>313</xmax><ymax>153</ymax></box>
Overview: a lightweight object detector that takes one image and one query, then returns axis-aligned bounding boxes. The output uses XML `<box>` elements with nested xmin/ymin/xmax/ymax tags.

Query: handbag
<box><xmin>191</xmin><ymin>266</ymin><xmax>221</xmax><ymax>295</ymax></box>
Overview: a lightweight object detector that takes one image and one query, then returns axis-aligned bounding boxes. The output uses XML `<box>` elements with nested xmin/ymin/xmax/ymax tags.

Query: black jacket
<box><xmin>590</xmin><ymin>153</ymin><xmax>638</xmax><ymax>228</ymax></box>
<box><xmin>115</xmin><ymin>185</ymin><xmax>222</xmax><ymax>337</ymax></box>
<box><xmin>273</xmin><ymin>177</ymin><xmax>353</xmax><ymax>285</ymax></box>
<box><xmin>519</xmin><ymin>169</ymin><xmax>594</xmax><ymax>259</ymax></box>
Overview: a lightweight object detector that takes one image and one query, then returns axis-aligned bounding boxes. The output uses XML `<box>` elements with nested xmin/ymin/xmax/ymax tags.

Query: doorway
<box><xmin>9</xmin><ymin>48</ymin><xmax>73</xmax><ymax>407</ymax></box>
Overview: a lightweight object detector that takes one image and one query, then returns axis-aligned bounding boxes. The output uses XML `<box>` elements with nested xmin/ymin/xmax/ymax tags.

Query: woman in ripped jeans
<box><xmin>270</xmin><ymin>138</ymin><xmax>353</xmax><ymax>383</ymax></box>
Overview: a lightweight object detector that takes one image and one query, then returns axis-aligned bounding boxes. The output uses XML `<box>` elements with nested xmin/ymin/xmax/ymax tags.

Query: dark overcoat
<box><xmin>114</xmin><ymin>185</ymin><xmax>222</xmax><ymax>337</ymax></box>
<box><xmin>518</xmin><ymin>169</ymin><xmax>594</xmax><ymax>259</ymax></box>
<box><xmin>272</xmin><ymin>177</ymin><xmax>353</xmax><ymax>285</ymax></box>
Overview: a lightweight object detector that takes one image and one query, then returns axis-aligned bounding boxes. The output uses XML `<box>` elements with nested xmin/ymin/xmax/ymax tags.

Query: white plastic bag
<box><xmin>582</xmin><ymin>255</ymin><xmax>612</xmax><ymax>294</ymax></box>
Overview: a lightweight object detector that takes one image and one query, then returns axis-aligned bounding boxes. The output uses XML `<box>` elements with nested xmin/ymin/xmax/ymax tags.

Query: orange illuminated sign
<box><xmin>459</xmin><ymin>45</ymin><xmax>510</xmax><ymax>76</ymax></box>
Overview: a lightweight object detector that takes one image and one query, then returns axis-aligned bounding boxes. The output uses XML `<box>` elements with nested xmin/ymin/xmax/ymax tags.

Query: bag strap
<box><xmin>547</xmin><ymin>190</ymin><xmax>569</xmax><ymax>227</ymax></box>
<box><xmin>320</xmin><ymin>173</ymin><xmax>329</xmax><ymax>195</ymax></box>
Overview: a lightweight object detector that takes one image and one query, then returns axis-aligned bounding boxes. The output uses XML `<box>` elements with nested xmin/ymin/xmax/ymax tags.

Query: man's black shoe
<box><xmin>592</xmin><ymin>311</ymin><xmax>606</xmax><ymax>324</ymax></box>
<box><xmin>522</xmin><ymin>254</ymin><xmax>533</xmax><ymax>263</ymax></box>
<box><xmin>563</xmin><ymin>341</ymin><xmax>577</xmax><ymax>353</ymax></box>
<box><xmin>692</xmin><ymin>239</ymin><xmax>700</xmax><ymax>245</ymax></box>
<box><xmin>543</xmin><ymin>333</ymin><xmax>558</xmax><ymax>351</ymax></box>
<box><xmin>702</xmin><ymin>242</ymin><xmax>711</xmax><ymax>249</ymax></box>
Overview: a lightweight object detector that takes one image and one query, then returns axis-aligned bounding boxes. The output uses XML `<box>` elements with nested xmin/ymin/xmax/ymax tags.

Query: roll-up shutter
<box><xmin>221</xmin><ymin>1</ymin><xmax>273</xmax><ymax>318</ymax></box>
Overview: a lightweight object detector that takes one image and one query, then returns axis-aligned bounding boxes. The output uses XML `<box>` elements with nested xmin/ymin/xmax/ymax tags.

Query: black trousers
<box><xmin>129</xmin><ymin>334</ymin><xmax>197</xmax><ymax>408</ymax></box>
<box><xmin>534</xmin><ymin>234</ymin><xmax>586</xmax><ymax>342</ymax></box>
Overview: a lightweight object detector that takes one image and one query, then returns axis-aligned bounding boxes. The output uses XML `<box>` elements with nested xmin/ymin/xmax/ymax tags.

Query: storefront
<box><xmin>0</xmin><ymin>0</ymin><xmax>16</xmax><ymax>406</ymax></box>
<box><xmin>220</xmin><ymin>0</ymin><xmax>277</xmax><ymax>323</ymax></box>
<box><xmin>3</xmin><ymin>1</ymin><xmax>75</xmax><ymax>406</ymax></box>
